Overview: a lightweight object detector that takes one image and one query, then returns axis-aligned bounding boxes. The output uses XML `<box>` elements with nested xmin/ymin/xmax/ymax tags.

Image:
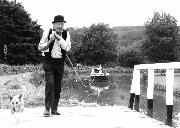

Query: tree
<box><xmin>118</xmin><ymin>48</ymin><xmax>143</xmax><ymax>68</ymax></box>
<box><xmin>142</xmin><ymin>12</ymin><xmax>179</xmax><ymax>63</ymax></box>
<box><xmin>67</xmin><ymin>27</ymin><xmax>87</xmax><ymax>64</ymax></box>
<box><xmin>73</xmin><ymin>23</ymin><xmax>119</xmax><ymax>65</ymax></box>
<box><xmin>118</xmin><ymin>39</ymin><xmax>145</xmax><ymax>68</ymax></box>
<box><xmin>0</xmin><ymin>0</ymin><xmax>42</xmax><ymax>64</ymax></box>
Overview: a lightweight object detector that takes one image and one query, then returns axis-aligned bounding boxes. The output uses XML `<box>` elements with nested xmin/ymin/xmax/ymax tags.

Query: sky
<box><xmin>15</xmin><ymin>0</ymin><xmax>180</xmax><ymax>30</ymax></box>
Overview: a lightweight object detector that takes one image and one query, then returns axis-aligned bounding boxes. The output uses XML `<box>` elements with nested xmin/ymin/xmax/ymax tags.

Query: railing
<box><xmin>128</xmin><ymin>62</ymin><xmax>180</xmax><ymax>127</ymax></box>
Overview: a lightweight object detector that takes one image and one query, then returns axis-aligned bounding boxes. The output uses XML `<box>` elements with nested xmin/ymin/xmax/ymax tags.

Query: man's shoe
<box><xmin>44</xmin><ymin>107</ymin><xmax>50</xmax><ymax>117</ymax></box>
<box><xmin>51</xmin><ymin>110</ymin><xmax>60</xmax><ymax>115</ymax></box>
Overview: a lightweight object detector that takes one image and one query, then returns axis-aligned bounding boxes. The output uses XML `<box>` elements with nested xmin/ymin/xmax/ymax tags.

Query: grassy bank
<box><xmin>0</xmin><ymin>64</ymin><xmax>132</xmax><ymax>76</ymax></box>
<box><xmin>0</xmin><ymin>64</ymin><xmax>43</xmax><ymax>76</ymax></box>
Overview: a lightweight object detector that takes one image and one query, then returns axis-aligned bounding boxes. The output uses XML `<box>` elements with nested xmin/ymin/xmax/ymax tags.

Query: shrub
<box><xmin>118</xmin><ymin>49</ymin><xmax>144</xmax><ymax>68</ymax></box>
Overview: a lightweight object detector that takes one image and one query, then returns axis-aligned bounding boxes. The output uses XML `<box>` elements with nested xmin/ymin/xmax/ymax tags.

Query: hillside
<box><xmin>112</xmin><ymin>26</ymin><xmax>145</xmax><ymax>47</ymax></box>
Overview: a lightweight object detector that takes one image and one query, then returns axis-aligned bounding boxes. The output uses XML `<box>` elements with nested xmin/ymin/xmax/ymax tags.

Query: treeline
<box><xmin>0</xmin><ymin>0</ymin><xmax>42</xmax><ymax>65</ymax></box>
<box><xmin>1</xmin><ymin>0</ymin><xmax>180</xmax><ymax>67</ymax></box>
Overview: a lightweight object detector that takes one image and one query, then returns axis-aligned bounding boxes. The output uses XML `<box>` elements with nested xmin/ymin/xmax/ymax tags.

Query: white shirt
<box><xmin>38</xmin><ymin>27</ymin><xmax>71</xmax><ymax>58</ymax></box>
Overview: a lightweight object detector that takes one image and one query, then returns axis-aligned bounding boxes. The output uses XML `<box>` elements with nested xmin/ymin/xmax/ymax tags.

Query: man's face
<box><xmin>53</xmin><ymin>22</ymin><xmax>64</xmax><ymax>34</ymax></box>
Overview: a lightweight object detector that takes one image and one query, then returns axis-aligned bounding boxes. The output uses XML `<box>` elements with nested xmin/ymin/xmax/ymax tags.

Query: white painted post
<box><xmin>129</xmin><ymin>69</ymin><xmax>141</xmax><ymax>110</ymax></box>
<box><xmin>128</xmin><ymin>63</ymin><xmax>178</xmax><ymax>126</ymax></box>
<box><xmin>147</xmin><ymin>68</ymin><xmax>154</xmax><ymax>117</ymax></box>
<box><xmin>130</xmin><ymin>69</ymin><xmax>136</xmax><ymax>94</ymax></box>
<box><xmin>134</xmin><ymin>69</ymin><xmax>141</xmax><ymax>112</ymax></box>
<box><xmin>165</xmin><ymin>68</ymin><xmax>174</xmax><ymax>127</ymax></box>
<box><xmin>129</xmin><ymin>69</ymin><xmax>136</xmax><ymax>109</ymax></box>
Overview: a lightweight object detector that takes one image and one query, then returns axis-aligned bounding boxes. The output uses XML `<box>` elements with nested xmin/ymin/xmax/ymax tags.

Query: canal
<box><xmin>63</xmin><ymin>73</ymin><xmax>180</xmax><ymax>128</ymax></box>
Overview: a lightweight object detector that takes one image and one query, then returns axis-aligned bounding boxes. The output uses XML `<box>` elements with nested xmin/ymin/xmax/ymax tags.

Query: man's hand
<box><xmin>49</xmin><ymin>32</ymin><xmax>55</xmax><ymax>42</ymax></box>
<box><xmin>54</xmin><ymin>32</ymin><xmax>62</xmax><ymax>41</ymax></box>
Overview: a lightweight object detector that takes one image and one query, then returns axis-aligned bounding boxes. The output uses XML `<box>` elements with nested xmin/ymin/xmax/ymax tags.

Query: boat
<box><xmin>90</xmin><ymin>65</ymin><xmax>110</xmax><ymax>81</ymax></box>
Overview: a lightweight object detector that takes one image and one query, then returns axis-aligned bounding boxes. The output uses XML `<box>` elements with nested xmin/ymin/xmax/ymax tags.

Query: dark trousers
<box><xmin>43</xmin><ymin>58</ymin><xmax>64</xmax><ymax>109</ymax></box>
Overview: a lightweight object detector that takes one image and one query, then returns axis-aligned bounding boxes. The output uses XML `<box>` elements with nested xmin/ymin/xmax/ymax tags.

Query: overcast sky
<box><xmin>16</xmin><ymin>0</ymin><xmax>180</xmax><ymax>29</ymax></box>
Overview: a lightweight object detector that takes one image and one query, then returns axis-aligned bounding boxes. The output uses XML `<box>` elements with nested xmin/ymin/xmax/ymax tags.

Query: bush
<box><xmin>7</xmin><ymin>43</ymin><xmax>43</xmax><ymax>65</ymax></box>
<box><xmin>118</xmin><ymin>49</ymin><xmax>144</xmax><ymax>68</ymax></box>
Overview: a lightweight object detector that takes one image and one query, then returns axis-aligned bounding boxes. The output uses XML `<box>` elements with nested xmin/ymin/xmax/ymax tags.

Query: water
<box><xmin>64</xmin><ymin>74</ymin><xmax>131</xmax><ymax>106</ymax></box>
<box><xmin>65</xmin><ymin>73</ymin><xmax>180</xmax><ymax>128</ymax></box>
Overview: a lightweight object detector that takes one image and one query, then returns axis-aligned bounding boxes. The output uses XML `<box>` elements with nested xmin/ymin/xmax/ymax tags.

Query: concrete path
<box><xmin>0</xmin><ymin>106</ymin><xmax>171</xmax><ymax>128</ymax></box>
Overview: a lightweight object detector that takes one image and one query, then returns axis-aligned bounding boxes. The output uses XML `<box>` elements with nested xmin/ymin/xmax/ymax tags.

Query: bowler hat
<box><xmin>52</xmin><ymin>15</ymin><xmax>66</xmax><ymax>23</ymax></box>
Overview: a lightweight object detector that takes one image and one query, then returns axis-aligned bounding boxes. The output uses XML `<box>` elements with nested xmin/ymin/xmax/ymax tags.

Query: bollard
<box><xmin>165</xmin><ymin>68</ymin><xmax>174</xmax><ymax>127</ymax></box>
<box><xmin>147</xmin><ymin>68</ymin><xmax>154</xmax><ymax>118</ymax></box>
<box><xmin>128</xmin><ymin>69</ymin><xmax>136</xmax><ymax>109</ymax></box>
<box><xmin>128</xmin><ymin>69</ymin><xmax>140</xmax><ymax>111</ymax></box>
<box><xmin>134</xmin><ymin>69</ymin><xmax>140</xmax><ymax>112</ymax></box>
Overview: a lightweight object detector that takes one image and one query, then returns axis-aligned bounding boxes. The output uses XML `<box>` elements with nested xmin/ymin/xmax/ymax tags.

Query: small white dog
<box><xmin>10</xmin><ymin>94</ymin><xmax>24</xmax><ymax>115</ymax></box>
<box><xmin>10</xmin><ymin>85</ymin><xmax>26</xmax><ymax>115</ymax></box>
<box><xmin>9</xmin><ymin>85</ymin><xmax>26</xmax><ymax>124</ymax></box>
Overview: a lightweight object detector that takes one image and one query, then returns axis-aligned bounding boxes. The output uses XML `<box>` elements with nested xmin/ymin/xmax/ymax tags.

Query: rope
<box><xmin>66</xmin><ymin>54</ymin><xmax>87</xmax><ymax>87</ymax></box>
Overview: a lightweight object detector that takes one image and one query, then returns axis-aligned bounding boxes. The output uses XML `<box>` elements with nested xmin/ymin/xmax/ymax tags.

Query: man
<box><xmin>38</xmin><ymin>15</ymin><xmax>71</xmax><ymax>116</ymax></box>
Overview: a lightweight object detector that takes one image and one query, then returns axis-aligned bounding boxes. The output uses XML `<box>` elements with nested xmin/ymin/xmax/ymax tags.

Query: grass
<box><xmin>0</xmin><ymin>64</ymin><xmax>43</xmax><ymax>76</ymax></box>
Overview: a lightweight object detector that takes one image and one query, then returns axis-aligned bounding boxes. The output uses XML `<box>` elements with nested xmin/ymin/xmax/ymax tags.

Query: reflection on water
<box><xmin>66</xmin><ymin>73</ymin><xmax>180</xmax><ymax>127</ymax></box>
<box><xmin>64</xmin><ymin>74</ymin><xmax>131</xmax><ymax>106</ymax></box>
